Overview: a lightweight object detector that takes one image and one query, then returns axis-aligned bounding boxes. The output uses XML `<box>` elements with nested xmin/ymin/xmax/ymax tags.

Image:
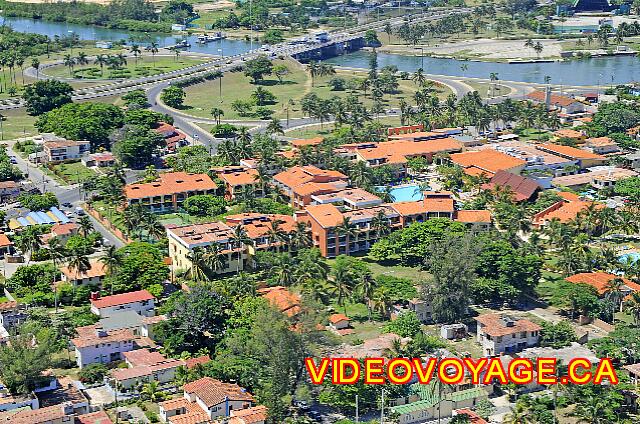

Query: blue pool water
<box><xmin>386</xmin><ymin>184</ymin><xmax>424</xmax><ymax>202</ymax></box>
<box><xmin>620</xmin><ymin>253</ymin><xmax>640</xmax><ymax>264</ymax></box>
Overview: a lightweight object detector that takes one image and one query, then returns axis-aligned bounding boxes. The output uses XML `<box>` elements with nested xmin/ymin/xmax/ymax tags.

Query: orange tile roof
<box><xmin>228</xmin><ymin>214</ymin><xmax>295</xmax><ymax>240</ymax></box>
<box><xmin>554</xmin><ymin>129</ymin><xmax>584</xmax><ymax>139</ymax></box>
<box><xmin>455</xmin><ymin>210</ymin><xmax>491</xmax><ymax>223</ymax></box>
<box><xmin>537</xmin><ymin>144</ymin><xmax>606</xmax><ymax>160</ymax></box>
<box><xmin>565</xmin><ymin>272</ymin><xmax>640</xmax><ymax>295</ymax></box>
<box><xmin>184</xmin><ymin>377</ymin><xmax>254</xmax><ymax>408</ymax></box>
<box><xmin>257</xmin><ymin>286</ymin><xmax>301</xmax><ymax>317</ymax></box>
<box><xmin>76</xmin><ymin>411</ymin><xmax>114</xmax><ymax>424</ymax></box>
<box><xmin>0</xmin><ymin>301</ymin><xmax>18</xmax><ymax>311</ymax></box>
<box><xmin>527</xmin><ymin>90</ymin><xmax>581</xmax><ymax>107</ymax></box>
<box><xmin>229</xmin><ymin>406</ymin><xmax>268</xmax><ymax>424</ymax></box>
<box><xmin>51</xmin><ymin>222</ymin><xmax>80</xmax><ymax>236</ymax></box>
<box><xmin>303</xmin><ymin>204</ymin><xmax>344</xmax><ymax>228</ymax></box>
<box><xmin>312</xmin><ymin>188</ymin><xmax>382</xmax><ymax>205</ymax></box>
<box><xmin>123</xmin><ymin>348</ymin><xmax>167</xmax><ymax>367</ymax></box>
<box><xmin>391</xmin><ymin>198</ymin><xmax>454</xmax><ymax>216</ymax></box>
<box><xmin>450</xmin><ymin>150</ymin><xmax>526</xmax><ymax>174</ymax></box>
<box><xmin>0</xmin><ymin>233</ymin><xmax>12</xmax><ymax>247</ymax></box>
<box><xmin>464</xmin><ymin>166</ymin><xmax>494</xmax><ymax>178</ymax></box>
<box><xmin>292</xmin><ymin>137</ymin><xmax>323</xmax><ymax>148</ymax></box>
<box><xmin>8</xmin><ymin>405</ymin><xmax>67</xmax><ymax>424</ymax></box>
<box><xmin>586</xmin><ymin>137</ymin><xmax>616</xmax><ymax>147</ymax></box>
<box><xmin>454</xmin><ymin>409</ymin><xmax>488</xmax><ymax>424</ymax></box>
<box><xmin>159</xmin><ymin>397</ymin><xmax>190</xmax><ymax>412</ymax></box>
<box><xmin>71</xmin><ymin>328</ymin><xmax>136</xmax><ymax>348</ymax></box>
<box><xmin>60</xmin><ymin>260</ymin><xmax>107</xmax><ymax>280</ymax></box>
<box><xmin>218</xmin><ymin>167</ymin><xmax>259</xmax><ymax>187</ymax></box>
<box><xmin>533</xmin><ymin>196</ymin><xmax>602</xmax><ymax>224</ymax></box>
<box><xmin>90</xmin><ymin>290</ymin><xmax>155</xmax><ymax>309</ymax></box>
<box><xmin>185</xmin><ymin>355</ymin><xmax>211</xmax><ymax>369</ymax></box>
<box><xmin>124</xmin><ymin>172</ymin><xmax>216</xmax><ymax>200</ymax></box>
<box><xmin>356</xmin><ymin>138</ymin><xmax>462</xmax><ymax>162</ymax></box>
<box><xmin>274</xmin><ymin>165</ymin><xmax>347</xmax><ymax>190</ymax></box>
<box><xmin>474</xmin><ymin>313</ymin><xmax>541</xmax><ymax>337</ymax></box>
<box><xmin>329</xmin><ymin>313</ymin><xmax>349</xmax><ymax>324</ymax></box>
<box><xmin>292</xmin><ymin>182</ymin><xmax>341</xmax><ymax>197</ymax></box>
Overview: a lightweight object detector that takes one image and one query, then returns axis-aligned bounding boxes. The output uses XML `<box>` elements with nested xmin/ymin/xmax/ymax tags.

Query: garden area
<box><xmin>45</xmin><ymin>161</ymin><xmax>96</xmax><ymax>185</ymax></box>
<box><xmin>44</xmin><ymin>55</ymin><xmax>207</xmax><ymax>80</ymax></box>
<box><xmin>180</xmin><ymin>58</ymin><xmax>452</xmax><ymax>121</ymax></box>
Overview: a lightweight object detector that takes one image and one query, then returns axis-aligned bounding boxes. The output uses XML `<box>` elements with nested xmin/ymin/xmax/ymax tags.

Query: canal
<box><xmin>3</xmin><ymin>16</ymin><xmax>640</xmax><ymax>86</ymax></box>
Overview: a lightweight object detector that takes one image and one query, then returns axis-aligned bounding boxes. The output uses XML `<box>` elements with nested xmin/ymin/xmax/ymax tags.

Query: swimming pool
<box><xmin>385</xmin><ymin>184</ymin><xmax>427</xmax><ymax>202</ymax></box>
<box><xmin>620</xmin><ymin>252</ymin><xmax>640</xmax><ymax>264</ymax></box>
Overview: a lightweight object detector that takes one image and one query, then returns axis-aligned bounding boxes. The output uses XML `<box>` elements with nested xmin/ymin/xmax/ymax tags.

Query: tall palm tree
<box><xmin>186</xmin><ymin>247</ymin><xmax>210</xmax><ymax>282</ymax></box>
<box><xmin>336</xmin><ymin>217</ymin><xmax>358</xmax><ymax>256</ymax></box>
<box><xmin>78</xmin><ymin>215</ymin><xmax>93</xmax><ymax>237</ymax></box>
<box><xmin>330</xmin><ymin>262</ymin><xmax>354</xmax><ymax>313</ymax></box>
<box><xmin>210</xmin><ymin>107</ymin><xmax>224</xmax><ymax>125</ymax></box>
<box><xmin>290</xmin><ymin>222</ymin><xmax>312</xmax><ymax>251</ymax></box>
<box><xmin>141</xmin><ymin>381</ymin><xmax>163</xmax><ymax>402</ymax></box>
<box><xmin>371</xmin><ymin>210</ymin><xmax>391</xmax><ymax>240</ymax></box>
<box><xmin>604</xmin><ymin>277</ymin><xmax>626</xmax><ymax>318</ymax></box>
<box><xmin>412</xmin><ymin>68</ymin><xmax>426</xmax><ymax>87</ymax></box>
<box><xmin>17</xmin><ymin>227</ymin><xmax>41</xmax><ymax>264</ymax></box>
<box><xmin>63</xmin><ymin>54</ymin><xmax>75</xmax><ymax>76</ymax></box>
<box><xmin>94</xmin><ymin>54</ymin><xmax>108</xmax><ymax>76</ymax></box>
<box><xmin>48</xmin><ymin>236</ymin><xmax>67</xmax><ymax>311</ymax></box>
<box><xmin>203</xmin><ymin>243</ymin><xmax>227</xmax><ymax>274</ymax></box>
<box><xmin>625</xmin><ymin>292</ymin><xmax>640</xmax><ymax>326</ymax></box>
<box><xmin>76</xmin><ymin>51</ymin><xmax>89</xmax><ymax>66</ymax></box>
<box><xmin>67</xmin><ymin>250</ymin><xmax>91</xmax><ymax>278</ymax></box>
<box><xmin>230</xmin><ymin>225</ymin><xmax>251</xmax><ymax>273</ymax></box>
<box><xmin>356</xmin><ymin>274</ymin><xmax>377</xmax><ymax>320</ymax></box>
<box><xmin>149</xmin><ymin>42</ymin><xmax>159</xmax><ymax>65</ymax></box>
<box><xmin>130</xmin><ymin>44</ymin><xmax>141</xmax><ymax>65</ymax></box>
<box><xmin>267</xmin><ymin>220</ymin><xmax>286</xmax><ymax>253</ymax></box>
<box><xmin>99</xmin><ymin>245</ymin><xmax>122</xmax><ymax>295</ymax></box>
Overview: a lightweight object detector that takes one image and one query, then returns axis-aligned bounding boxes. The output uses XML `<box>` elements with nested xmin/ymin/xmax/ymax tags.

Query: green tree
<box><xmin>0</xmin><ymin>324</ymin><xmax>53</xmax><ymax>394</ymax></box>
<box><xmin>113</xmin><ymin>125</ymin><xmax>164</xmax><ymax>168</ymax></box>
<box><xmin>182</xmin><ymin>195</ymin><xmax>227</xmax><ymax>217</ymax></box>
<box><xmin>161</xmin><ymin>85</ymin><xmax>186</xmax><ymax>108</ymax></box>
<box><xmin>384</xmin><ymin>311</ymin><xmax>422</xmax><ymax>337</ymax></box>
<box><xmin>23</xmin><ymin>79</ymin><xmax>73</xmax><ymax>115</ymax></box>
<box><xmin>243</xmin><ymin>55</ymin><xmax>273</xmax><ymax>84</ymax></box>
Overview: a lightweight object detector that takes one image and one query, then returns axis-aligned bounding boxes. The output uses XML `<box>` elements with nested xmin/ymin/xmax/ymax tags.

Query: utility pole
<box><xmin>355</xmin><ymin>394</ymin><xmax>359</xmax><ymax>423</ymax></box>
<box><xmin>380</xmin><ymin>388</ymin><xmax>384</xmax><ymax>424</ymax></box>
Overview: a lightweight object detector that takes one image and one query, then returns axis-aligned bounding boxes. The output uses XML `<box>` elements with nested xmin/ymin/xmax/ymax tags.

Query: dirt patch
<box><xmin>194</xmin><ymin>0</ymin><xmax>235</xmax><ymax>12</ymax></box>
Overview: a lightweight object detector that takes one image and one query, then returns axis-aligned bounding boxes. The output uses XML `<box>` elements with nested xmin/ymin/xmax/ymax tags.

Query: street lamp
<box><xmin>415</xmin><ymin>46</ymin><xmax>424</xmax><ymax>70</ymax></box>
<box><xmin>68</xmin><ymin>30</ymin><xmax>75</xmax><ymax>56</ymax></box>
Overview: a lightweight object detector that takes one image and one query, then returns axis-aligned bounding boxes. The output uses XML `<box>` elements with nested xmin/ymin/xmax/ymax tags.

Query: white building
<box><xmin>90</xmin><ymin>290</ymin><xmax>156</xmax><ymax>318</ymax></box>
<box><xmin>43</xmin><ymin>139</ymin><xmax>90</xmax><ymax>162</ymax></box>
<box><xmin>70</xmin><ymin>327</ymin><xmax>136</xmax><ymax>368</ymax></box>
<box><xmin>159</xmin><ymin>377</ymin><xmax>255</xmax><ymax>423</ymax></box>
<box><xmin>475</xmin><ymin>314</ymin><xmax>541</xmax><ymax>357</ymax></box>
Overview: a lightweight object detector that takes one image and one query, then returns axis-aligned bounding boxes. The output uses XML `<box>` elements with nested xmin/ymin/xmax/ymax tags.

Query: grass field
<box><xmin>284</xmin><ymin>116</ymin><xmax>403</xmax><ymax>139</ymax></box>
<box><xmin>44</xmin><ymin>55</ymin><xmax>207</xmax><ymax>80</ymax></box>
<box><xmin>180</xmin><ymin>59</ymin><xmax>452</xmax><ymax>121</ymax></box>
<box><xmin>464</xmin><ymin>81</ymin><xmax>512</xmax><ymax>98</ymax></box>
<box><xmin>47</xmin><ymin>161</ymin><xmax>96</xmax><ymax>185</ymax></box>
<box><xmin>0</xmin><ymin>109</ymin><xmax>38</xmax><ymax>140</ymax></box>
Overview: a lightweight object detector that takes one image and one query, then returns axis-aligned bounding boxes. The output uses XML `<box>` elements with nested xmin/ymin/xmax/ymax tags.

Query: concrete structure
<box><xmin>552</xmin><ymin>166</ymin><xmax>637</xmax><ymax>189</ymax></box>
<box><xmin>273</xmin><ymin>165</ymin><xmax>349</xmax><ymax>208</ymax></box>
<box><xmin>215</xmin><ymin>166</ymin><xmax>263</xmax><ymax>199</ymax></box>
<box><xmin>71</xmin><ymin>327</ymin><xmax>136</xmax><ymax>368</ymax></box>
<box><xmin>82</xmin><ymin>152</ymin><xmax>116</xmax><ymax>167</ymax></box>
<box><xmin>475</xmin><ymin>314</ymin><xmax>541</xmax><ymax>356</ymax></box>
<box><xmin>89</xmin><ymin>290</ymin><xmax>156</xmax><ymax>318</ymax></box>
<box><xmin>124</xmin><ymin>172</ymin><xmax>217</xmax><ymax>212</ymax></box>
<box><xmin>43</xmin><ymin>139</ymin><xmax>90</xmax><ymax>162</ymax></box>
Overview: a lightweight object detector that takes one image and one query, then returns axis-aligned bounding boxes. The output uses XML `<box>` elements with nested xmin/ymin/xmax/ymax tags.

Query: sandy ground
<box><xmin>380</xmin><ymin>38</ymin><xmax>565</xmax><ymax>60</ymax></box>
<box><xmin>194</xmin><ymin>0</ymin><xmax>235</xmax><ymax>12</ymax></box>
<box><xmin>558</xmin><ymin>15</ymin><xmax>640</xmax><ymax>26</ymax></box>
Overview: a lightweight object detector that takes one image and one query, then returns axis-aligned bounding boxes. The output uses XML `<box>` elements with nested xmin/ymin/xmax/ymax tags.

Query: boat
<box><xmin>196</xmin><ymin>32</ymin><xmax>226</xmax><ymax>43</ymax></box>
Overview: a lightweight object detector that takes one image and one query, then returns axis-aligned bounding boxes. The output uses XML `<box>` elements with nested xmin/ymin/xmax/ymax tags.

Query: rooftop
<box><xmin>482</xmin><ymin>170</ymin><xmax>541</xmax><ymax>202</ymax></box>
<box><xmin>454</xmin><ymin>210</ymin><xmax>492</xmax><ymax>223</ymax></box>
<box><xmin>537</xmin><ymin>144</ymin><xmax>606</xmax><ymax>161</ymax></box>
<box><xmin>565</xmin><ymin>272</ymin><xmax>640</xmax><ymax>295</ymax></box>
<box><xmin>90</xmin><ymin>290</ymin><xmax>155</xmax><ymax>309</ymax></box>
<box><xmin>60</xmin><ymin>261</ymin><xmax>107</xmax><ymax>280</ymax></box>
<box><xmin>183</xmin><ymin>377</ymin><xmax>254</xmax><ymax>408</ymax></box>
<box><xmin>71</xmin><ymin>328</ymin><xmax>136</xmax><ymax>348</ymax></box>
<box><xmin>291</xmin><ymin>137</ymin><xmax>324</xmax><ymax>148</ymax></box>
<box><xmin>552</xmin><ymin>167</ymin><xmax>637</xmax><ymax>187</ymax></box>
<box><xmin>123</xmin><ymin>348</ymin><xmax>168</xmax><ymax>367</ymax></box>
<box><xmin>229</xmin><ymin>405</ymin><xmax>269</xmax><ymax>424</ymax></box>
<box><xmin>474</xmin><ymin>313</ymin><xmax>542</xmax><ymax>337</ymax></box>
<box><xmin>217</xmin><ymin>167</ymin><xmax>260</xmax><ymax>187</ymax></box>
<box><xmin>124</xmin><ymin>172</ymin><xmax>216</xmax><ymax>200</ymax></box>
<box><xmin>450</xmin><ymin>150</ymin><xmax>526</xmax><ymax>174</ymax></box>
<box><xmin>75</xmin><ymin>411</ymin><xmax>114</xmax><ymax>424</ymax></box>
<box><xmin>391</xmin><ymin>197</ymin><xmax>455</xmax><ymax>215</ymax></box>
<box><xmin>167</xmin><ymin>221</ymin><xmax>235</xmax><ymax>247</ymax></box>
<box><xmin>527</xmin><ymin>90</ymin><xmax>581</xmax><ymax>107</ymax></box>
<box><xmin>273</xmin><ymin>165</ymin><xmax>348</xmax><ymax>190</ymax></box>
<box><xmin>257</xmin><ymin>286</ymin><xmax>301</xmax><ymax>317</ymax></box>
<box><xmin>311</xmin><ymin>187</ymin><xmax>382</xmax><ymax>206</ymax></box>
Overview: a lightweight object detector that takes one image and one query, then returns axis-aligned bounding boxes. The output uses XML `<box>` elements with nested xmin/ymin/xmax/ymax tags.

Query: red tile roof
<box><xmin>291</xmin><ymin>137</ymin><xmax>323</xmax><ymax>148</ymax></box>
<box><xmin>183</xmin><ymin>377</ymin><xmax>254</xmax><ymax>408</ymax></box>
<box><xmin>90</xmin><ymin>290</ymin><xmax>155</xmax><ymax>309</ymax></box>
<box><xmin>527</xmin><ymin>90</ymin><xmax>581</xmax><ymax>107</ymax></box>
<box><xmin>185</xmin><ymin>355</ymin><xmax>211</xmax><ymax>369</ymax></box>
<box><xmin>71</xmin><ymin>328</ymin><xmax>136</xmax><ymax>348</ymax></box>
<box><xmin>229</xmin><ymin>406</ymin><xmax>268</xmax><ymax>424</ymax></box>
<box><xmin>474</xmin><ymin>313</ymin><xmax>541</xmax><ymax>337</ymax></box>
<box><xmin>76</xmin><ymin>411</ymin><xmax>114</xmax><ymax>424</ymax></box>
<box><xmin>61</xmin><ymin>261</ymin><xmax>108</xmax><ymax>280</ymax></box>
<box><xmin>257</xmin><ymin>286</ymin><xmax>301</xmax><ymax>317</ymax></box>
<box><xmin>8</xmin><ymin>405</ymin><xmax>67</xmax><ymax>424</ymax></box>
<box><xmin>450</xmin><ymin>150</ymin><xmax>526</xmax><ymax>174</ymax></box>
<box><xmin>482</xmin><ymin>170</ymin><xmax>541</xmax><ymax>202</ymax></box>
<box><xmin>303</xmin><ymin>204</ymin><xmax>345</xmax><ymax>228</ymax></box>
<box><xmin>454</xmin><ymin>409</ymin><xmax>488</xmax><ymax>424</ymax></box>
<box><xmin>0</xmin><ymin>233</ymin><xmax>12</xmax><ymax>248</ymax></box>
<box><xmin>123</xmin><ymin>348</ymin><xmax>167</xmax><ymax>367</ymax></box>
<box><xmin>537</xmin><ymin>144</ymin><xmax>606</xmax><ymax>161</ymax></box>
<box><xmin>329</xmin><ymin>313</ymin><xmax>349</xmax><ymax>324</ymax></box>
<box><xmin>124</xmin><ymin>172</ymin><xmax>216</xmax><ymax>200</ymax></box>
<box><xmin>565</xmin><ymin>272</ymin><xmax>640</xmax><ymax>295</ymax></box>
<box><xmin>391</xmin><ymin>197</ymin><xmax>455</xmax><ymax>216</ymax></box>
<box><xmin>454</xmin><ymin>210</ymin><xmax>491</xmax><ymax>223</ymax></box>
<box><xmin>218</xmin><ymin>167</ymin><xmax>260</xmax><ymax>187</ymax></box>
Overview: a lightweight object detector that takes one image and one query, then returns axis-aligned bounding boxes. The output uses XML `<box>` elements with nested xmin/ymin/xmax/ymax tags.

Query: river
<box><xmin>3</xmin><ymin>16</ymin><xmax>640</xmax><ymax>86</ymax></box>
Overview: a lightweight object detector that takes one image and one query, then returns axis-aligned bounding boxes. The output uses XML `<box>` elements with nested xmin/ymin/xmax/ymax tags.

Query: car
<box><xmin>294</xmin><ymin>401</ymin><xmax>310</xmax><ymax>411</ymax></box>
<box><xmin>75</xmin><ymin>207</ymin><xmax>85</xmax><ymax>216</ymax></box>
<box><xmin>308</xmin><ymin>411</ymin><xmax>321</xmax><ymax>420</ymax></box>
<box><xmin>62</xmin><ymin>202</ymin><xmax>72</xmax><ymax>208</ymax></box>
<box><xmin>9</xmin><ymin>157</ymin><xmax>17</xmax><ymax>164</ymax></box>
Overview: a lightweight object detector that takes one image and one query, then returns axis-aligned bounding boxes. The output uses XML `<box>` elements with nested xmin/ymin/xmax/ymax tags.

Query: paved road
<box><xmin>5</xmin><ymin>140</ymin><xmax>130</xmax><ymax>248</ymax></box>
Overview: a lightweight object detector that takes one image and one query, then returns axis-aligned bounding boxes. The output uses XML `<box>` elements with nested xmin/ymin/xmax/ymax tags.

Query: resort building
<box><xmin>159</xmin><ymin>377</ymin><xmax>255</xmax><ymax>423</ymax></box>
<box><xmin>475</xmin><ymin>313</ymin><xmax>541</xmax><ymax>356</ymax></box>
<box><xmin>535</xmin><ymin>144</ymin><xmax>607</xmax><ymax>169</ymax></box>
<box><xmin>584</xmin><ymin>136</ymin><xmax>619</xmax><ymax>155</ymax></box>
<box><xmin>109</xmin><ymin>349</ymin><xmax>191</xmax><ymax>390</ymax></box>
<box><xmin>552</xmin><ymin>166</ymin><xmax>638</xmax><ymax>189</ymax></box>
<box><xmin>89</xmin><ymin>290</ymin><xmax>156</xmax><ymax>318</ymax></box>
<box><xmin>310</xmin><ymin>187</ymin><xmax>382</xmax><ymax>210</ymax></box>
<box><xmin>565</xmin><ymin>272</ymin><xmax>640</xmax><ymax>297</ymax></box>
<box><xmin>43</xmin><ymin>139</ymin><xmax>91</xmax><ymax>163</ymax></box>
<box><xmin>273</xmin><ymin>165</ymin><xmax>349</xmax><ymax>208</ymax></box>
<box><xmin>450</xmin><ymin>149</ymin><xmax>527</xmax><ymax>177</ymax></box>
<box><xmin>533</xmin><ymin>192</ymin><xmax>602</xmax><ymax>227</ymax></box>
<box><xmin>478</xmin><ymin>141</ymin><xmax>578</xmax><ymax>177</ymax></box>
<box><xmin>166</xmin><ymin>221</ymin><xmax>242</xmax><ymax>275</ymax></box>
<box><xmin>215</xmin><ymin>166</ymin><xmax>263</xmax><ymax>200</ymax></box>
<box><xmin>40</xmin><ymin>222</ymin><xmax>80</xmax><ymax>244</ymax></box>
<box><xmin>481</xmin><ymin>170</ymin><xmax>541</xmax><ymax>202</ymax></box>
<box><xmin>390</xmin><ymin>192</ymin><xmax>455</xmax><ymax>226</ymax></box>
<box><xmin>257</xmin><ymin>286</ymin><xmax>301</xmax><ymax>318</ymax></box>
<box><xmin>225</xmin><ymin>213</ymin><xmax>296</xmax><ymax>255</ymax></box>
<box><xmin>124</xmin><ymin>172</ymin><xmax>217</xmax><ymax>212</ymax></box>
<box><xmin>526</xmin><ymin>91</ymin><xmax>586</xmax><ymax>115</ymax></box>
<box><xmin>453</xmin><ymin>210</ymin><xmax>492</xmax><ymax>232</ymax></box>
<box><xmin>60</xmin><ymin>261</ymin><xmax>108</xmax><ymax>287</ymax></box>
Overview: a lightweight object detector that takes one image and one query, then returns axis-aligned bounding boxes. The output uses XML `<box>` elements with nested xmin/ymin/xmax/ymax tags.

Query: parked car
<box><xmin>62</xmin><ymin>202</ymin><xmax>72</xmax><ymax>208</ymax></box>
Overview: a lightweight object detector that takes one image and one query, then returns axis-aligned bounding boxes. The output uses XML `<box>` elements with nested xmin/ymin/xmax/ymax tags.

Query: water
<box><xmin>325</xmin><ymin>50</ymin><xmax>640</xmax><ymax>86</ymax></box>
<box><xmin>620</xmin><ymin>252</ymin><xmax>640</xmax><ymax>264</ymax></box>
<box><xmin>0</xmin><ymin>16</ymin><xmax>254</xmax><ymax>56</ymax></box>
<box><xmin>385</xmin><ymin>184</ymin><xmax>425</xmax><ymax>202</ymax></box>
<box><xmin>4</xmin><ymin>15</ymin><xmax>640</xmax><ymax>85</ymax></box>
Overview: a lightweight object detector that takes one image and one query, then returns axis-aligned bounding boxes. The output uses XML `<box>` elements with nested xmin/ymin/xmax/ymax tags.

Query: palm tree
<box><xmin>330</xmin><ymin>262</ymin><xmax>354</xmax><ymax>313</ymax></box>
<box><xmin>76</xmin><ymin>51</ymin><xmax>89</xmax><ymax>66</ymax></box>
<box><xmin>266</xmin><ymin>118</ymin><xmax>284</xmax><ymax>135</ymax></box>
<box><xmin>186</xmin><ymin>247</ymin><xmax>210</xmax><ymax>282</ymax></box>
<box><xmin>78</xmin><ymin>215</ymin><xmax>93</xmax><ymax>237</ymax></box>
<box><xmin>604</xmin><ymin>277</ymin><xmax>626</xmax><ymax>318</ymax></box>
<box><xmin>48</xmin><ymin>236</ymin><xmax>67</xmax><ymax>311</ymax></box>
<box><xmin>63</xmin><ymin>54</ymin><xmax>75</xmax><ymax>76</ymax></box>
<box><xmin>230</xmin><ymin>225</ymin><xmax>251</xmax><ymax>273</ymax></box>
<box><xmin>67</xmin><ymin>250</ymin><xmax>91</xmax><ymax>279</ymax></box>
<box><xmin>356</xmin><ymin>274</ymin><xmax>377</xmax><ymax>320</ymax></box>
<box><xmin>371</xmin><ymin>210</ymin><xmax>391</xmax><ymax>240</ymax></box>
<box><xmin>290</xmin><ymin>222</ymin><xmax>312</xmax><ymax>251</ymax></box>
<box><xmin>94</xmin><ymin>54</ymin><xmax>108</xmax><ymax>76</ymax></box>
<box><xmin>17</xmin><ymin>227</ymin><xmax>41</xmax><ymax>264</ymax></box>
<box><xmin>267</xmin><ymin>220</ymin><xmax>286</xmax><ymax>253</ymax></box>
<box><xmin>203</xmin><ymin>243</ymin><xmax>227</xmax><ymax>274</ymax></box>
<box><xmin>150</xmin><ymin>42</ymin><xmax>159</xmax><ymax>65</ymax></box>
<box><xmin>99</xmin><ymin>245</ymin><xmax>122</xmax><ymax>295</ymax></box>
<box><xmin>210</xmin><ymin>107</ymin><xmax>224</xmax><ymax>125</ymax></box>
<box><xmin>336</xmin><ymin>217</ymin><xmax>358</xmax><ymax>256</ymax></box>
<box><xmin>372</xmin><ymin>286</ymin><xmax>393</xmax><ymax>318</ymax></box>
<box><xmin>412</xmin><ymin>68</ymin><xmax>426</xmax><ymax>87</ymax></box>
<box><xmin>141</xmin><ymin>381</ymin><xmax>163</xmax><ymax>402</ymax></box>
<box><xmin>130</xmin><ymin>44</ymin><xmax>141</xmax><ymax>65</ymax></box>
<box><xmin>31</xmin><ymin>58</ymin><xmax>40</xmax><ymax>79</ymax></box>
<box><xmin>489</xmin><ymin>72</ymin><xmax>499</xmax><ymax>97</ymax></box>
<box><xmin>625</xmin><ymin>292</ymin><xmax>640</xmax><ymax>326</ymax></box>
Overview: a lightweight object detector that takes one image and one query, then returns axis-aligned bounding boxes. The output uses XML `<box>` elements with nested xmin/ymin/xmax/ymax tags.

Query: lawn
<box><xmin>464</xmin><ymin>81</ymin><xmax>513</xmax><ymax>98</ymax></box>
<box><xmin>0</xmin><ymin>109</ymin><xmax>38</xmax><ymax>141</ymax></box>
<box><xmin>284</xmin><ymin>116</ymin><xmax>403</xmax><ymax>139</ymax></box>
<box><xmin>47</xmin><ymin>161</ymin><xmax>96</xmax><ymax>185</ymax></box>
<box><xmin>44</xmin><ymin>55</ymin><xmax>207</xmax><ymax>80</ymax></box>
<box><xmin>180</xmin><ymin>59</ymin><xmax>452</xmax><ymax>121</ymax></box>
